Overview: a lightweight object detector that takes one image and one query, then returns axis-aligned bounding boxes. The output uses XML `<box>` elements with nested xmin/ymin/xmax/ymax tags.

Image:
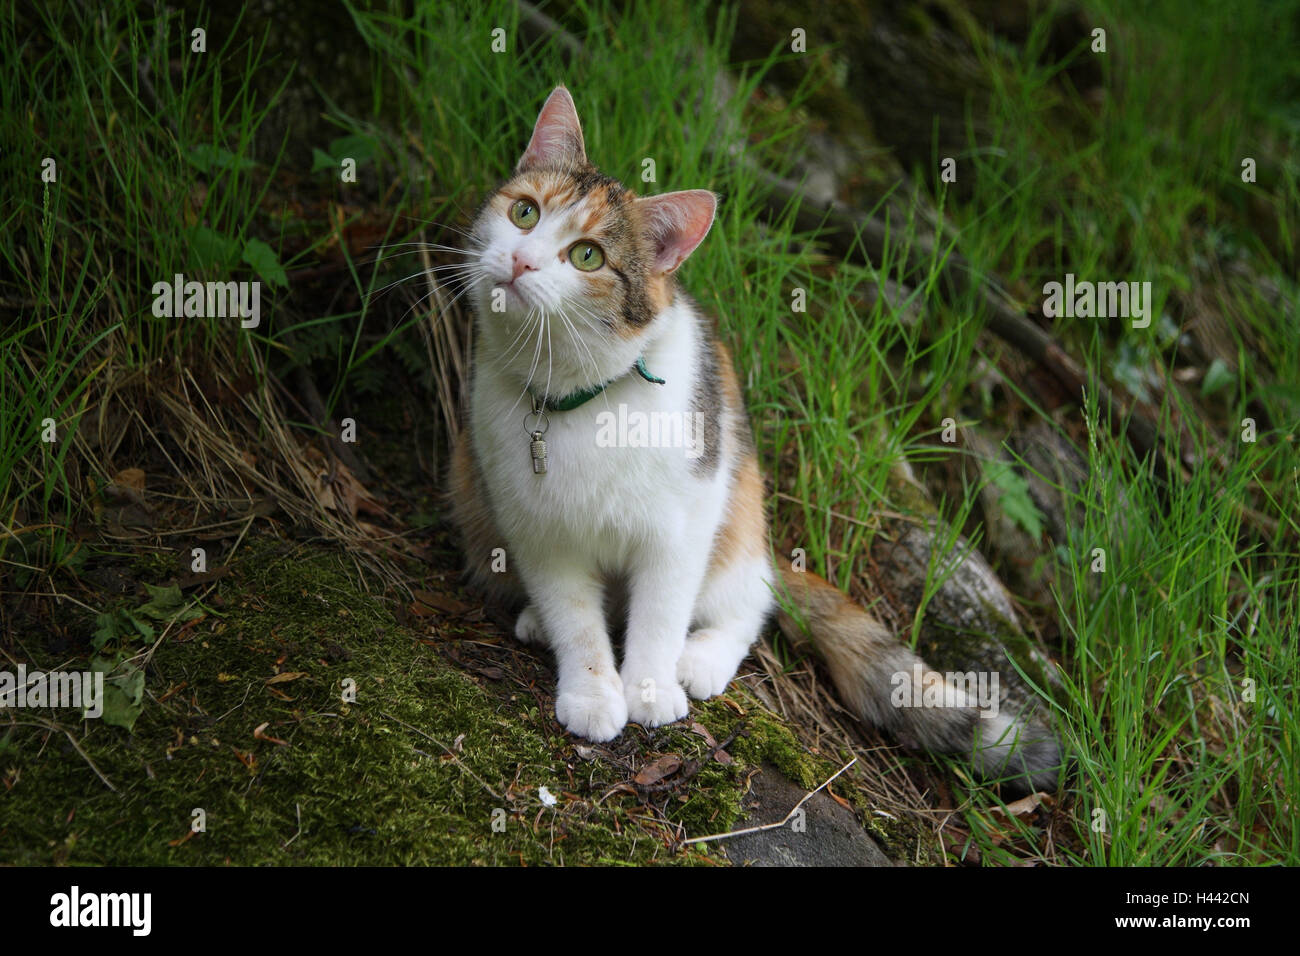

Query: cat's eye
<box><xmin>509</xmin><ymin>198</ymin><xmax>540</xmax><ymax>229</ymax></box>
<box><xmin>569</xmin><ymin>241</ymin><xmax>604</xmax><ymax>271</ymax></box>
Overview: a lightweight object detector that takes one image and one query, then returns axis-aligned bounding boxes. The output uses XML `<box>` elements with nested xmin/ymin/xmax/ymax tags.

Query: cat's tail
<box><xmin>775</xmin><ymin>567</ymin><xmax>1062</xmax><ymax>793</ymax></box>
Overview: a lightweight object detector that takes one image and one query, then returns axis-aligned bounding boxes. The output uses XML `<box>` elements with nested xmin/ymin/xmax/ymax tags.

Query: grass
<box><xmin>2</xmin><ymin>0</ymin><xmax>1297</xmax><ymax>865</ymax></box>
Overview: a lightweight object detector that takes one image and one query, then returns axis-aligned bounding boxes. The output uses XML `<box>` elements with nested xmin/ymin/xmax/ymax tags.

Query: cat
<box><xmin>449</xmin><ymin>86</ymin><xmax>1060</xmax><ymax>791</ymax></box>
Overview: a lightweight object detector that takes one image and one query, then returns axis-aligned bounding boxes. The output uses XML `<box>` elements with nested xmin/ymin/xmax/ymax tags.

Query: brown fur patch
<box><xmin>708</xmin><ymin>341</ymin><xmax>767</xmax><ymax>570</ymax></box>
<box><xmin>710</xmin><ymin>452</ymin><xmax>767</xmax><ymax>572</ymax></box>
<box><xmin>448</xmin><ymin>431</ymin><xmax>523</xmax><ymax>608</ymax></box>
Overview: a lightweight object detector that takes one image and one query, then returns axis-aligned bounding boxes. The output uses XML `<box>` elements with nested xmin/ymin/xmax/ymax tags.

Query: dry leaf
<box><xmin>689</xmin><ymin>722</ymin><xmax>717</xmax><ymax>747</ymax></box>
<box><xmin>111</xmin><ymin>467</ymin><xmax>146</xmax><ymax>491</ymax></box>
<box><xmin>633</xmin><ymin>754</ymin><xmax>683</xmax><ymax>786</ymax></box>
<box><xmin>265</xmin><ymin>671</ymin><xmax>308</xmax><ymax>685</ymax></box>
<box><xmin>828</xmin><ymin>786</ymin><xmax>853</xmax><ymax>811</ymax></box>
<box><xmin>993</xmin><ymin>791</ymin><xmax>1052</xmax><ymax>817</ymax></box>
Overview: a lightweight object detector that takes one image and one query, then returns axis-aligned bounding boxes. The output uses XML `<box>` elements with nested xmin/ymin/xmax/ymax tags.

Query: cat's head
<box><xmin>468</xmin><ymin>86</ymin><xmax>716</xmax><ymax>390</ymax></box>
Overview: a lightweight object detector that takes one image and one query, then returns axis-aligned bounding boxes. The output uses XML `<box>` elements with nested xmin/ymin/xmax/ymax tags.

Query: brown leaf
<box><xmin>265</xmin><ymin>671</ymin><xmax>308</xmax><ymax>685</ymax></box>
<box><xmin>689</xmin><ymin>722</ymin><xmax>717</xmax><ymax>747</ymax></box>
<box><xmin>633</xmin><ymin>754</ymin><xmax>683</xmax><ymax>786</ymax></box>
<box><xmin>828</xmin><ymin>786</ymin><xmax>853</xmax><ymax>811</ymax></box>
<box><xmin>111</xmin><ymin>467</ymin><xmax>146</xmax><ymax>491</ymax></box>
<box><xmin>993</xmin><ymin>791</ymin><xmax>1052</xmax><ymax>818</ymax></box>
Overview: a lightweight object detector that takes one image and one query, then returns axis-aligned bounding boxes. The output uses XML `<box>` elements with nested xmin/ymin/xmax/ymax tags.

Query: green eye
<box><xmin>509</xmin><ymin>199</ymin><xmax>539</xmax><ymax>229</ymax></box>
<box><xmin>569</xmin><ymin>241</ymin><xmax>604</xmax><ymax>271</ymax></box>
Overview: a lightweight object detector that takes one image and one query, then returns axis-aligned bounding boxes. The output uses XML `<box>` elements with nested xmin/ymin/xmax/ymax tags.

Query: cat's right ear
<box><xmin>517</xmin><ymin>86</ymin><xmax>586</xmax><ymax>171</ymax></box>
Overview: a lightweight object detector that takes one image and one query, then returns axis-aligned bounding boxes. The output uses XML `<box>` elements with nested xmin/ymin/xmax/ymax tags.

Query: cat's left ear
<box><xmin>517</xmin><ymin>86</ymin><xmax>586</xmax><ymax>171</ymax></box>
<box><xmin>636</xmin><ymin>190</ymin><xmax>717</xmax><ymax>274</ymax></box>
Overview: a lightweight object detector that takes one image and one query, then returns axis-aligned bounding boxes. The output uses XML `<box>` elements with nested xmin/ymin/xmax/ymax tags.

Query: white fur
<box><xmin>469</xmin><ymin>276</ymin><xmax>770</xmax><ymax>738</ymax></box>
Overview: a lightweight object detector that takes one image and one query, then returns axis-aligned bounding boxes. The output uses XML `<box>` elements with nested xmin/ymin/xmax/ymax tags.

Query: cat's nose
<box><xmin>511</xmin><ymin>251</ymin><xmax>538</xmax><ymax>280</ymax></box>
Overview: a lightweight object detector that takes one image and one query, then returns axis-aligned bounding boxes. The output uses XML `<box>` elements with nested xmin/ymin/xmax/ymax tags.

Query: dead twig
<box><xmin>682</xmin><ymin>757</ymin><xmax>857</xmax><ymax>846</ymax></box>
<box><xmin>379</xmin><ymin>709</ymin><xmax>503</xmax><ymax>801</ymax></box>
<box><xmin>5</xmin><ymin>717</ymin><xmax>119</xmax><ymax>794</ymax></box>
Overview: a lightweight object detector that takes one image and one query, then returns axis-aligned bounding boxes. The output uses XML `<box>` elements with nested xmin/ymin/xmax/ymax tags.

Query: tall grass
<box><xmin>1</xmin><ymin>0</ymin><xmax>1295</xmax><ymax>865</ymax></box>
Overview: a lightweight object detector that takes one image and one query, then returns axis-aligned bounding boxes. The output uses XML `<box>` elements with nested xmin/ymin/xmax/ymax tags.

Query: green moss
<box><xmin>129</xmin><ymin>550</ymin><xmax>176</xmax><ymax>580</ymax></box>
<box><xmin>2</xmin><ymin>534</ymin><xmax>911</xmax><ymax>866</ymax></box>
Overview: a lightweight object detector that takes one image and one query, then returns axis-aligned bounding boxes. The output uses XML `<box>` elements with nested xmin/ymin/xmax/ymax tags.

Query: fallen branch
<box><xmin>682</xmin><ymin>757</ymin><xmax>857</xmax><ymax>846</ymax></box>
<box><xmin>6</xmin><ymin>717</ymin><xmax>119</xmax><ymax>795</ymax></box>
<box><xmin>379</xmin><ymin>710</ymin><xmax>503</xmax><ymax>801</ymax></box>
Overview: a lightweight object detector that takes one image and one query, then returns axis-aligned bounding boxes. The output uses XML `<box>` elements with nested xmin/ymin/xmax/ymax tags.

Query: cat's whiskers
<box><xmin>541</xmin><ymin>304</ymin><xmax>555</xmax><ymax>409</ymax></box>
<box><xmin>561</xmin><ymin>302</ymin><xmax>618</xmax><ymax>410</ymax></box>
<box><xmin>389</xmin><ymin>271</ymin><xmax>479</xmax><ymax>342</ymax></box>
<box><xmin>504</xmin><ymin>304</ymin><xmax>549</xmax><ymax>422</ymax></box>
<box><xmin>556</xmin><ymin>309</ymin><xmax>613</xmax><ymax>416</ymax></box>
<box><xmin>497</xmin><ymin>290</ymin><xmax>555</xmax><ymax>370</ymax></box>
<box><xmin>496</xmin><ymin>306</ymin><xmax>543</xmax><ymax>368</ymax></box>
<box><xmin>394</xmin><ymin>215</ymin><xmax>479</xmax><ymax>243</ymax></box>
<box><xmin>374</xmin><ymin>241</ymin><xmax>480</xmax><ymax>257</ymax></box>
<box><xmin>368</xmin><ymin>261</ymin><xmax>486</xmax><ymax>300</ymax></box>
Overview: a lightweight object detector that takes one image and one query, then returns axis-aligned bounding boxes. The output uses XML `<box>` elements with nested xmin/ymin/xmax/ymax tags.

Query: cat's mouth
<box><xmin>494</xmin><ymin>278</ymin><xmax>532</xmax><ymax>307</ymax></box>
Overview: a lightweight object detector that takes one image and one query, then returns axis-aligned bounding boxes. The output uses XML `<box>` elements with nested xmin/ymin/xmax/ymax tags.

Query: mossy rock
<box><xmin>0</xmin><ymin>534</ymin><xmax>920</xmax><ymax>865</ymax></box>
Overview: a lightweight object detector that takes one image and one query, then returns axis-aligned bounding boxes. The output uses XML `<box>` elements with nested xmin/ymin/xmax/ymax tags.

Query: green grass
<box><xmin>2</xmin><ymin>0</ymin><xmax>1297</xmax><ymax>865</ymax></box>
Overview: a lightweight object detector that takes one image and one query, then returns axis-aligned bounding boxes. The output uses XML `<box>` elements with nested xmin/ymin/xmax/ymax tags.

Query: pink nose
<box><xmin>511</xmin><ymin>251</ymin><xmax>538</xmax><ymax>280</ymax></box>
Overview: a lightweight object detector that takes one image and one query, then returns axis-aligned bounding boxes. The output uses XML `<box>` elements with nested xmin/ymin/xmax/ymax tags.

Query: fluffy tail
<box><xmin>776</xmin><ymin>568</ymin><xmax>1062</xmax><ymax>793</ymax></box>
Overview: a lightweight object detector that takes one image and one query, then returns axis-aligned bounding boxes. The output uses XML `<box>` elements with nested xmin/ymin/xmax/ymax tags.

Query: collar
<box><xmin>530</xmin><ymin>357</ymin><xmax>665</xmax><ymax>413</ymax></box>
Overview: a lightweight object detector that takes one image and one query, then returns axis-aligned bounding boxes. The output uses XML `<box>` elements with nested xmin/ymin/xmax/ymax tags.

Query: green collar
<box><xmin>530</xmin><ymin>357</ymin><xmax>665</xmax><ymax>413</ymax></box>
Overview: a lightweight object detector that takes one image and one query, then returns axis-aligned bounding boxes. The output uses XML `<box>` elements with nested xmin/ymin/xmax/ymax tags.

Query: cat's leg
<box><xmin>618</xmin><ymin>535</ymin><xmax>708</xmax><ymax>729</ymax></box>
<box><xmin>678</xmin><ymin>454</ymin><xmax>774</xmax><ymax>699</ymax></box>
<box><xmin>516</xmin><ymin>559</ymin><xmax>625</xmax><ymax>741</ymax></box>
<box><xmin>679</xmin><ymin>555</ymin><xmax>773</xmax><ymax>699</ymax></box>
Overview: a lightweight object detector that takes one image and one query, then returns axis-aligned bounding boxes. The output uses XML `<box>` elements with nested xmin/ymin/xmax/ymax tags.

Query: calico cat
<box><xmin>450</xmin><ymin>86</ymin><xmax>1060</xmax><ymax>790</ymax></box>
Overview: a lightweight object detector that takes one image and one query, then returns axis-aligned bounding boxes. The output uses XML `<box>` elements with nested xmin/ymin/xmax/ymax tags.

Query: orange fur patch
<box><xmin>710</xmin><ymin>452</ymin><xmax>767</xmax><ymax>571</ymax></box>
<box><xmin>709</xmin><ymin>344</ymin><xmax>767</xmax><ymax>570</ymax></box>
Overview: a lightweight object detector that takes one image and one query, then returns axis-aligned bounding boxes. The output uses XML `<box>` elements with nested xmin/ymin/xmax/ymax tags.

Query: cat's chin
<box><xmin>494</xmin><ymin>280</ymin><xmax>532</xmax><ymax>309</ymax></box>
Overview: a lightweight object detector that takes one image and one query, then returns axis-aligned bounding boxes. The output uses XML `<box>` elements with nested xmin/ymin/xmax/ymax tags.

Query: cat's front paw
<box><xmin>676</xmin><ymin>630</ymin><xmax>740</xmax><ymax>699</ymax></box>
<box><xmin>622</xmin><ymin>671</ymin><xmax>689</xmax><ymax>729</ymax></box>
<box><xmin>555</xmin><ymin>673</ymin><xmax>627</xmax><ymax>742</ymax></box>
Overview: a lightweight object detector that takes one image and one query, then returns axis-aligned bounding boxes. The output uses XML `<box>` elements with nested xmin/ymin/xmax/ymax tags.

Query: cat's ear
<box><xmin>636</xmin><ymin>190</ymin><xmax>717</xmax><ymax>274</ymax></box>
<box><xmin>517</xmin><ymin>86</ymin><xmax>586</xmax><ymax>171</ymax></box>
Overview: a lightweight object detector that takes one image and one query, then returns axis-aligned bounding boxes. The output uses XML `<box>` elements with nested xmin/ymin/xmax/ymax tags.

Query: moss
<box><xmin>2</xmin><ymin>533</ymin><xmax>910</xmax><ymax>866</ymax></box>
<box><xmin>129</xmin><ymin>550</ymin><xmax>177</xmax><ymax>580</ymax></box>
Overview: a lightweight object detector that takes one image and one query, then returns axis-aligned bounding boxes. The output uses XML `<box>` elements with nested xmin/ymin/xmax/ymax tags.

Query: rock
<box><xmin>721</xmin><ymin>763</ymin><xmax>895</xmax><ymax>867</ymax></box>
